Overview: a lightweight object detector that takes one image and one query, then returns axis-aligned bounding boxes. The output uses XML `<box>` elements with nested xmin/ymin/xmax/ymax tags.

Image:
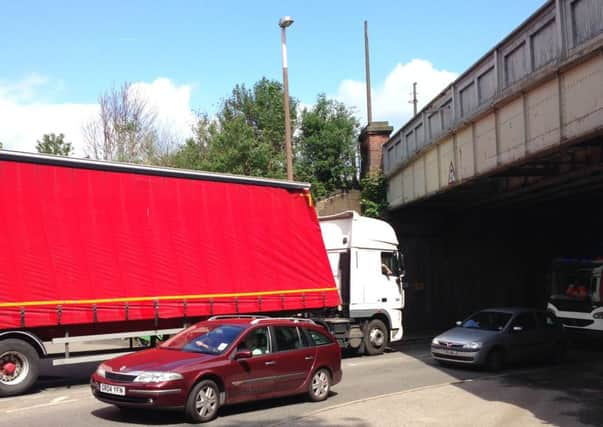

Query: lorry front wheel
<box><xmin>0</xmin><ymin>339</ymin><xmax>40</xmax><ymax>397</ymax></box>
<box><xmin>364</xmin><ymin>319</ymin><xmax>388</xmax><ymax>355</ymax></box>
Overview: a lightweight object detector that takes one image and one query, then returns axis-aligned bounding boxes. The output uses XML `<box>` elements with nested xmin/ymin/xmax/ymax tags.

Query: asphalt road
<box><xmin>0</xmin><ymin>341</ymin><xmax>601</xmax><ymax>426</ymax></box>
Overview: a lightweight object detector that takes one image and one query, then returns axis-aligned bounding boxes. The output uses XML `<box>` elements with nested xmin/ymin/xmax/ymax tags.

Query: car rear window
<box><xmin>273</xmin><ymin>326</ymin><xmax>303</xmax><ymax>351</ymax></box>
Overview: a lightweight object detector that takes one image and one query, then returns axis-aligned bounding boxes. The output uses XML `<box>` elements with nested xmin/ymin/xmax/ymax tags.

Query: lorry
<box><xmin>547</xmin><ymin>257</ymin><xmax>603</xmax><ymax>336</ymax></box>
<box><xmin>0</xmin><ymin>150</ymin><xmax>404</xmax><ymax>397</ymax></box>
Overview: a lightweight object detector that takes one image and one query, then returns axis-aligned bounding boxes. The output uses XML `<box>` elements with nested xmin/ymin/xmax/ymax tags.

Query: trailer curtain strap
<box><xmin>0</xmin><ymin>287</ymin><xmax>339</xmax><ymax>308</ymax></box>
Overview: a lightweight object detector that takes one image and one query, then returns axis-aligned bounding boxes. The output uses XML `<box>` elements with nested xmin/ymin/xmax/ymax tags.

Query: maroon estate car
<box><xmin>90</xmin><ymin>316</ymin><xmax>342</xmax><ymax>423</ymax></box>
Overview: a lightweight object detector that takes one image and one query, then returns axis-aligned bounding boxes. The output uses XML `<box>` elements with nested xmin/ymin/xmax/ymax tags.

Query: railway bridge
<box><xmin>373</xmin><ymin>0</ymin><xmax>603</xmax><ymax>330</ymax></box>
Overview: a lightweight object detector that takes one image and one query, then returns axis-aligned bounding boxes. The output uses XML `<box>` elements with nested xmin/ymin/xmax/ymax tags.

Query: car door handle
<box><xmin>304</xmin><ymin>356</ymin><xmax>314</xmax><ymax>360</ymax></box>
<box><xmin>264</xmin><ymin>361</ymin><xmax>276</xmax><ymax>366</ymax></box>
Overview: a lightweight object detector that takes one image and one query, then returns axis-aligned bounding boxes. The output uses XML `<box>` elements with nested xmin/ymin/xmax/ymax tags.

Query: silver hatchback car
<box><xmin>431</xmin><ymin>308</ymin><xmax>566</xmax><ymax>371</ymax></box>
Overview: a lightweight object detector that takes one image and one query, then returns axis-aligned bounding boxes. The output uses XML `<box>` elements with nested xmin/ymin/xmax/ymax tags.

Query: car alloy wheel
<box><xmin>308</xmin><ymin>368</ymin><xmax>330</xmax><ymax>402</ymax></box>
<box><xmin>186</xmin><ymin>379</ymin><xmax>220</xmax><ymax>423</ymax></box>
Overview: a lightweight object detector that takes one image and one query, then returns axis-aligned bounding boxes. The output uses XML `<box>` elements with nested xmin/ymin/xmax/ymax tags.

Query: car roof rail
<box><xmin>250</xmin><ymin>317</ymin><xmax>316</xmax><ymax>325</ymax></box>
<box><xmin>207</xmin><ymin>315</ymin><xmax>270</xmax><ymax>321</ymax></box>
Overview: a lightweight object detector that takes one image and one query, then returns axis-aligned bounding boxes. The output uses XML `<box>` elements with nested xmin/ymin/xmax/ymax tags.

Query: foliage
<box><xmin>35</xmin><ymin>133</ymin><xmax>73</xmax><ymax>156</ymax></box>
<box><xmin>83</xmin><ymin>82</ymin><xmax>160</xmax><ymax>163</ymax></box>
<box><xmin>360</xmin><ymin>173</ymin><xmax>389</xmax><ymax>218</ymax></box>
<box><xmin>173</xmin><ymin>78</ymin><xmax>296</xmax><ymax>178</ymax></box>
<box><xmin>295</xmin><ymin>94</ymin><xmax>359</xmax><ymax>200</ymax></box>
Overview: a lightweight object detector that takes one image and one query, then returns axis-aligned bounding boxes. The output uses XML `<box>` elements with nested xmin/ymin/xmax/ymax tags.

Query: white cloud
<box><xmin>0</xmin><ymin>76</ymin><xmax>195</xmax><ymax>156</ymax></box>
<box><xmin>335</xmin><ymin>59</ymin><xmax>459</xmax><ymax>130</ymax></box>
<box><xmin>130</xmin><ymin>78</ymin><xmax>195</xmax><ymax>144</ymax></box>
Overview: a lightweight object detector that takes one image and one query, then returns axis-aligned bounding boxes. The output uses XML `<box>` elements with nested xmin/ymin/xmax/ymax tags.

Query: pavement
<box><xmin>279</xmin><ymin>378</ymin><xmax>585</xmax><ymax>427</ymax></box>
<box><xmin>278</xmin><ymin>334</ymin><xmax>603</xmax><ymax>427</ymax></box>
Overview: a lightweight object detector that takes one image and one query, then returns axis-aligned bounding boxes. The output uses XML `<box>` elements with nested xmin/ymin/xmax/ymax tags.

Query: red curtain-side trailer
<box><xmin>0</xmin><ymin>151</ymin><xmax>340</xmax><ymax>396</ymax></box>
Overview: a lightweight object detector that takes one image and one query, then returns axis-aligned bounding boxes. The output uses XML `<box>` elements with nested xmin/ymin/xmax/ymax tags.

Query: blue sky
<box><xmin>1</xmin><ymin>0</ymin><xmax>546</xmax><ymax>153</ymax></box>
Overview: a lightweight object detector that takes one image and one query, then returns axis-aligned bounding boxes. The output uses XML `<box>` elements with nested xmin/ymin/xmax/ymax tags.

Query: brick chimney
<box><xmin>359</xmin><ymin>121</ymin><xmax>393</xmax><ymax>178</ymax></box>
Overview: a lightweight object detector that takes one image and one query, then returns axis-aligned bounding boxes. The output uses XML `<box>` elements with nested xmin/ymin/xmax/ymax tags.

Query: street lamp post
<box><xmin>279</xmin><ymin>16</ymin><xmax>294</xmax><ymax>181</ymax></box>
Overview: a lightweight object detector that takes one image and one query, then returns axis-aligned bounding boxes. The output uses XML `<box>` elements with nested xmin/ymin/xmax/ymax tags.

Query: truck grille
<box><xmin>549</xmin><ymin>299</ymin><xmax>597</xmax><ymax>313</ymax></box>
<box><xmin>558</xmin><ymin>317</ymin><xmax>594</xmax><ymax>327</ymax></box>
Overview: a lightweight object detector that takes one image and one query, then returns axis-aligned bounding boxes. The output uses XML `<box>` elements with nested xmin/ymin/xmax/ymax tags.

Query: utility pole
<box><xmin>364</xmin><ymin>20</ymin><xmax>373</xmax><ymax>124</ymax></box>
<box><xmin>409</xmin><ymin>82</ymin><xmax>418</xmax><ymax>116</ymax></box>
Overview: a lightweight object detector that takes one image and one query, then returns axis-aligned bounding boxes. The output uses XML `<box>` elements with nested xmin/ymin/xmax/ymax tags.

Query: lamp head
<box><xmin>279</xmin><ymin>16</ymin><xmax>294</xmax><ymax>28</ymax></box>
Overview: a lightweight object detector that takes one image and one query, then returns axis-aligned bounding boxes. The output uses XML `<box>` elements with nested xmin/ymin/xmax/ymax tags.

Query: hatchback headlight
<box><xmin>462</xmin><ymin>342</ymin><xmax>482</xmax><ymax>350</ymax></box>
<box><xmin>132</xmin><ymin>371</ymin><xmax>183</xmax><ymax>383</ymax></box>
<box><xmin>96</xmin><ymin>363</ymin><xmax>110</xmax><ymax>378</ymax></box>
<box><xmin>431</xmin><ymin>338</ymin><xmax>439</xmax><ymax>345</ymax></box>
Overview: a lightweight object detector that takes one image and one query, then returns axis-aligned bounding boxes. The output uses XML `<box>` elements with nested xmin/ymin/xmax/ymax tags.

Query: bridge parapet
<box><xmin>384</xmin><ymin>0</ymin><xmax>603</xmax><ymax>208</ymax></box>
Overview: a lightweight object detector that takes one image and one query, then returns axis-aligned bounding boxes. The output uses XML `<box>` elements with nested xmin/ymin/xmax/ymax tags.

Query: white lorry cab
<box><xmin>547</xmin><ymin>257</ymin><xmax>603</xmax><ymax>337</ymax></box>
<box><xmin>319</xmin><ymin>211</ymin><xmax>405</xmax><ymax>354</ymax></box>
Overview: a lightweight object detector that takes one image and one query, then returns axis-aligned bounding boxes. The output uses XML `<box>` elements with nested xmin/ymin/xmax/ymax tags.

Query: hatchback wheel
<box><xmin>185</xmin><ymin>379</ymin><xmax>220</xmax><ymax>423</ymax></box>
<box><xmin>308</xmin><ymin>368</ymin><xmax>330</xmax><ymax>402</ymax></box>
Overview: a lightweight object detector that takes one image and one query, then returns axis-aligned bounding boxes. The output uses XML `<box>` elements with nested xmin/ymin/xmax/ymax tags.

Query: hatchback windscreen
<box><xmin>160</xmin><ymin>324</ymin><xmax>245</xmax><ymax>354</ymax></box>
<box><xmin>462</xmin><ymin>311</ymin><xmax>512</xmax><ymax>331</ymax></box>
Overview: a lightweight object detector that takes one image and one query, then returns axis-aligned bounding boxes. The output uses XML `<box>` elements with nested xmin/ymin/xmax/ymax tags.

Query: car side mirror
<box><xmin>234</xmin><ymin>349</ymin><xmax>252</xmax><ymax>360</ymax></box>
<box><xmin>512</xmin><ymin>326</ymin><xmax>523</xmax><ymax>333</ymax></box>
<box><xmin>456</xmin><ymin>321</ymin><xmax>462</xmax><ymax>326</ymax></box>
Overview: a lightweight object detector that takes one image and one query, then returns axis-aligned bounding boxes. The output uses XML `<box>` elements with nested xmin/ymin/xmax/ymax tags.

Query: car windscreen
<box><xmin>160</xmin><ymin>324</ymin><xmax>245</xmax><ymax>355</ymax></box>
<box><xmin>462</xmin><ymin>311</ymin><xmax>512</xmax><ymax>331</ymax></box>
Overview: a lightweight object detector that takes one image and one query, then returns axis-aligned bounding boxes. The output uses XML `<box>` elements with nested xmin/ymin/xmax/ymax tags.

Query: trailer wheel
<box><xmin>0</xmin><ymin>339</ymin><xmax>40</xmax><ymax>397</ymax></box>
<box><xmin>364</xmin><ymin>319</ymin><xmax>388</xmax><ymax>355</ymax></box>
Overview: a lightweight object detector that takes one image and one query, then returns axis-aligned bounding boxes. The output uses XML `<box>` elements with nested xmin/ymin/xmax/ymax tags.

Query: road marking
<box><xmin>4</xmin><ymin>398</ymin><xmax>79</xmax><ymax>413</ymax></box>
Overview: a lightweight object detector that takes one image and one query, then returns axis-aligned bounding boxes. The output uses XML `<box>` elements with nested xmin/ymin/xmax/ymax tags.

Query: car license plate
<box><xmin>100</xmin><ymin>383</ymin><xmax>126</xmax><ymax>396</ymax></box>
<box><xmin>440</xmin><ymin>349</ymin><xmax>456</xmax><ymax>356</ymax></box>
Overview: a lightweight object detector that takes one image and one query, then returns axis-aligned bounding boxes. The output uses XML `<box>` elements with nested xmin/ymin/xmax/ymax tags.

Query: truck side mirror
<box><xmin>397</xmin><ymin>273</ymin><xmax>408</xmax><ymax>289</ymax></box>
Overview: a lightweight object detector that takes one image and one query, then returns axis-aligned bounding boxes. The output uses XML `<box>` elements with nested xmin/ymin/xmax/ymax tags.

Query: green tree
<box><xmin>36</xmin><ymin>133</ymin><xmax>73</xmax><ymax>156</ymax></box>
<box><xmin>173</xmin><ymin>78</ymin><xmax>297</xmax><ymax>178</ymax></box>
<box><xmin>360</xmin><ymin>173</ymin><xmax>389</xmax><ymax>219</ymax></box>
<box><xmin>295</xmin><ymin>94</ymin><xmax>359</xmax><ymax>200</ymax></box>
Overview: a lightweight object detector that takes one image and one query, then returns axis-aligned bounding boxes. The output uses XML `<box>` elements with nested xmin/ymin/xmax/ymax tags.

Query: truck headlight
<box><xmin>96</xmin><ymin>363</ymin><xmax>109</xmax><ymax>378</ymax></box>
<box><xmin>462</xmin><ymin>342</ymin><xmax>482</xmax><ymax>350</ymax></box>
<box><xmin>132</xmin><ymin>371</ymin><xmax>183</xmax><ymax>383</ymax></box>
